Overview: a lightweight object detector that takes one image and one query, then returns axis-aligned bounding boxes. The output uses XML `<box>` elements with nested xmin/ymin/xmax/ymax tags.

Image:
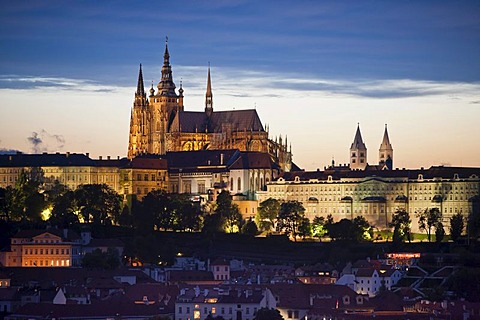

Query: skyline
<box><xmin>1</xmin><ymin>1</ymin><xmax>480</xmax><ymax>170</ymax></box>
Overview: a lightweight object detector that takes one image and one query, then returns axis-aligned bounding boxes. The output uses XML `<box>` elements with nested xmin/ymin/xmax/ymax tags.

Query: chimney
<box><xmin>107</xmin><ymin>156</ymin><xmax>111</xmax><ymax>160</ymax></box>
<box><xmin>86</xmin><ymin>152</ymin><xmax>90</xmax><ymax>158</ymax></box>
<box><xmin>66</xmin><ymin>152</ymin><xmax>70</xmax><ymax>157</ymax></box>
<box><xmin>99</xmin><ymin>156</ymin><xmax>102</xmax><ymax>160</ymax></box>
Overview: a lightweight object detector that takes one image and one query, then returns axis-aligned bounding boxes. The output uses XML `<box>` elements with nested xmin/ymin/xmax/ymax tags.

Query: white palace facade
<box><xmin>258</xmin><ymin>125</ymin><xmax>480</xmax><ymax>233</ymax></box>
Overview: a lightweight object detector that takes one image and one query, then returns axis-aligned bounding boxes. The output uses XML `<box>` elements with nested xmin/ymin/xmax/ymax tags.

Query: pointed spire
<box><xmin>157</xmin><ymin>36</ymin><xmax>177</xmax><ymax>97</ymax></box>
<box><xmin>205</xmin><ymin>63</ymin><xmax>213</xmax><ymax>116</ymax></box>
<box><xmin>351</xmin><ymin>123</ymin><xmax>366</xmax><ymax>150</ymax></box>
<box><xmin>136</xmin><ymin>64</ymin><xmax>145</xmax><ymax>96</ymax></box>
<box><xmin>164</xmin><ymin>36</ymin><xmax>170</xmax><ymax>65</ymax></box>
<box><xmin>380</xmin><ymin>124</ymin><xmax>392</xmax><ymax>149</ymax></box>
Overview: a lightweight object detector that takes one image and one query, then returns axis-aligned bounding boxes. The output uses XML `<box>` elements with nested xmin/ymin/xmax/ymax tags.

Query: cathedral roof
<box><xmin>166</xmin><ymin>149</ymin><xmax>240</xmax><ymax>172</ymax></box>
<box><xmin>229</xmin><ymin>152</ymin><xmax>278</xmax><ymax>170</ymax></box>
<box><xmin>169</xmin><ymin>109</ymin><xmax>264</xmax><ymax>133</ymax></box>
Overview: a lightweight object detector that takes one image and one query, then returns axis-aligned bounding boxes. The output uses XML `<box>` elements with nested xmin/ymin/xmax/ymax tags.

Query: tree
<box><xmin>5</xmin><ymin>169</ymin><xmax>46</xmax><ymax>222</ymax></box>
<box><xmin>241</xmin><ymin>219</ymin><xmax>259</xmax><ymax>236</ymax></box>
<box><xmin>49</xmin><ymin>190</ymin><xmax>80</xmax><ymax>228</ymax></box>
<box><xmin>75</xmin><ymin>184</ymin><xmax>122</xmax><ymax>225</ymax></box>
<box><xmin>298</xmin><ymin>217</ymin><xmax>312</xmax><ymax>239</ymax></box>
<box><xmin>389</xmin><ymin>209</ymin><xmax>411</xmax><ymax>243</ymax></box>
<box><xmin>352</xmin><ymin>215</ymin><xmax>373</xmax><ymax>241</ymax></box>
<box><xmin>417</xmin><ymin>208</ymin><xmax>441</xmax><ymax>242</ymax></box>
<box><xmin>312</xmin><ymin>216</ymin><xmax>327</xmax><ymax>239</ymax></box>
<box><xmin>142</xmin><ymin>190</ymin><xmax>173</xmax><ymax>231</ymax></box>
<box><xmin>449</xmin><ymin>213</ymin><xmax>464</xmax><ymax>242</ymax></box>
<box><xmin>215</xmin><ymin>190</ymin><xmax>242</xmax><ymax>233</ymax></box>
<box><xmin>82</xmin><ymin>248</ymin><xmax>120</xmax><ymax>270</ymax></box>
<box><xmin>435</xmin><ymin>221</ymin><xmax>445</xmax><ymax>243</ymax></box>
<box><xmin>256</xmin><ymin>198</ymin><xmax>280</xmax><ymax>232</ymax></box>
<box><xmin>276</xmin><ymin>200</ymin><xmax>305</xmax><ymax>241</ymax></box>
<box><xmin>254</xmin><ymin>307</ymin><xmax>284</xmax><ymax>320</ymax></box>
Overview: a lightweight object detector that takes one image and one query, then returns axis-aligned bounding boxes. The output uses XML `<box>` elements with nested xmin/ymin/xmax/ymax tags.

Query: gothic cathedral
<box><xmin>127</xmin><ymin>40</ymin><xmax>293</xmax><ymax>172</ymax></box>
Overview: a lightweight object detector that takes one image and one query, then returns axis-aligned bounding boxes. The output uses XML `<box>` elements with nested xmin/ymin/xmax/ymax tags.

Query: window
<box><xmin>238</xmin><ymin>177</ymin><xmax>241</xmax><ymax>190</ymax></box>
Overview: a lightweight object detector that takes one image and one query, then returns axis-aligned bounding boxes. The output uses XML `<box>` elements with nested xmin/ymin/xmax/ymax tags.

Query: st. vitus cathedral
<box><xmin>127</xmin><ymin>40</ymin><xmax>292</xmax><ymax>172</ymax></box>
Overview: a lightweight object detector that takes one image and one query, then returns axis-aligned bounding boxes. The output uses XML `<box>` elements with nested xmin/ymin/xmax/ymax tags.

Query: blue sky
<box><xmin>1</xmin><ymin>0</ymin><xmax>479</xmax><ymax>169</ymax></box>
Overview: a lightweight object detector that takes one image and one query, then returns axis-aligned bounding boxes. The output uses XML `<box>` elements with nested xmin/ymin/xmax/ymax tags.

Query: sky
<box><xmin>0</xmin><ymin>0</ymin><xmax>479</xmax><ymax>170</ymax></box>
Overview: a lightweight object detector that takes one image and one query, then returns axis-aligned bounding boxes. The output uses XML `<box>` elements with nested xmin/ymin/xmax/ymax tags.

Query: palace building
<box><xmin>127</xmin><ymin>40</ymin><xmax>292</xmax><ymax>172</ymax></box>
<box><xmin>258</xmin><ymin>125</ymin><xmax>480</xmax><ymax>233</ymax></box>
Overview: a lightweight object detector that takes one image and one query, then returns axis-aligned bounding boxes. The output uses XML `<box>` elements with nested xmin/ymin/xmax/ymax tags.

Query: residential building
<box><xmin>175</xmin><ymin>285</ymin><xmax>276</xmax><ymax>320</ymax></box>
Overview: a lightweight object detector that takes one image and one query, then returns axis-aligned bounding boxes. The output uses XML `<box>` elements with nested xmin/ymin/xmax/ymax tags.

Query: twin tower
<box><xmin>350</xmin><ymin>124</ymin><xmax>393</xmax><ymax>170</ymax></box>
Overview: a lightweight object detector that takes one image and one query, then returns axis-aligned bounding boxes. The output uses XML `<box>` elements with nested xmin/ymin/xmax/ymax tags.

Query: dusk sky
<box><xmin>1</xmin><ymin>0</ymin><xmax>479</xmax><ymax>170</ymax></box>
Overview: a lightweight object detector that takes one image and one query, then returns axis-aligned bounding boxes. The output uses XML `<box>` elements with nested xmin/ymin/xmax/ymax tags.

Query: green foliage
<box><xmin>140</xmin><ymin>191</ymin><xmax>203</xmax><ymax>232</ymax></box>
<box><xmin>215</xmin><ymin>190</ymin><xmax>242</xmax><ymax>233</ymax></box>
<box><xmin>389</xmin><ymin>208</ymin><xmax>411</xmax><ymax>243</ymax></box>
<box><xmin>202</xmin><ymin>213</ymin><xmax>224</xmax><ymax>234</ymax></box>
<box><xmin>312</xmin><ymin>216</ymin><xmax>327</xmax><ymax>238</ymax></box>
<box><xmin>254</xmin><ymin>307</ymin><xmax>284</xmax><ymax>320</ymax></box>
<box><xmin>325</xmin><ymin>216</ymin><xmax>372</xmax><ymax>242</ymax></box>
<box><xmin>241</xmin><ymin>219</ymin><xmax>259</xmax><ymax>236</ymax></box>
<box><xmin>82</xmin><ymin>248</ymin><xmax>120</xmax><ymax>270</ymax></box>
<box><xmin>49</xmin><ymin>190</ymin><xmax>80</xmax><ymax>228</ymax></box>
<box><xmin>276</xmin><ymin>200</ymin><xmax>305</xmax><ymax>241</ymax></box>
<box><xmin>449</xmin><ymin>213</ymin><xmax>464</xmax><ymax>242</ymax></box>
<box><xmin>75</xmin><ymin>184</ymin><xmax>122</xmax><ymax>225</ymax></box>
<box><xmin>5</xmin><ymin>169</ymin><xmax>46</xmax><ymax>222</ymax></box>
<box><xmin>435</xmin><ymin>221</ymin><xmax>445</xmax><ymax>243</ymax></box>
<box><xmin>445</xmin><ymin>267</ymin><xmax>480</xmax><ymax>302</ymax></box>
<box><xmin>298</xmin><ymin>217</ymin><xmax>312</xmax><ymax>239</ymax></box>
<box><xmin>256</xmin><ymin>198</ymin><xmax>280</xmax><ymax>232</ymax></box>
<box><xmin>417</xmin><ymin>207</ymin><xmax>441</xmax><ymax>242</ymax></box>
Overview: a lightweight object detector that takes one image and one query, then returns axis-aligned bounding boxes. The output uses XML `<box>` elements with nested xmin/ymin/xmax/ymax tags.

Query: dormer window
<box><xmin>343</xmin><ymin>295</ymin><xmax>350</xmax><ymax>305</ymax></box>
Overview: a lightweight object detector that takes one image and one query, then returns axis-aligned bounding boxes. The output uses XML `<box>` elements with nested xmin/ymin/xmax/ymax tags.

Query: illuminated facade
<box><xmin>1</xmin><ymin>230</ymin><xmax>78</xmax><ymax>267</ymax></box>
<box><xmin>258</xmin><ymin>126</ymin><xmax>480</xmax><ymax>233</ymax></box>
<box><xmin>127</xmin><ymin>40</ymin><xmax>292</xmax><ymax>172</ymax></box>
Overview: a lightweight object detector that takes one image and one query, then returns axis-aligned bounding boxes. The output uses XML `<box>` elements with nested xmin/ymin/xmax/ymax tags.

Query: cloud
<box><xmin>0</xmin><ymin>75</ymin><xmax>120</xmax><ymax>93</ymax></box>
<box><xmin>2</xmin><ymin>67</ymin><xmax>480</xmax><ymax>103</ymax></box>
<box><xmin>27</xmin><ymin>130</ymin><xmax>65</xmax><ymax>153</ymax></box>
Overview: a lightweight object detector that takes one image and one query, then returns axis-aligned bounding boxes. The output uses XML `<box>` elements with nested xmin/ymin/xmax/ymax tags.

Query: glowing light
<box><xmin>40</xmin><ymin>207</ymin><xmax>52</xmax><ymax>221</ymax></box>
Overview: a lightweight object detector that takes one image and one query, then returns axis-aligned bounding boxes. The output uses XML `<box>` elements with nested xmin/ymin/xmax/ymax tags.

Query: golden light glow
<box><xmin>40</xmin><ymin>207</ymin><xmax>52</xmax><ymax>221</ymax></box>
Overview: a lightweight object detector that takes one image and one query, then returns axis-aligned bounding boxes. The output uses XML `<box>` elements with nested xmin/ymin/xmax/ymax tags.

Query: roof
<box><xmin>12</xmin><ymin>228</ymin><xmax>80</xmax><ymax>241</ymax></box>
<box><xmin>127</xmin><ymin>157</ymin><xmax>168</xmax><ymax>169</ymax></box>
<box><xmin>169</xmin><ymin>109</ymin><xmax>264</xmax><ymax>133</ymax></box>
<box><xmin>0</xmin><ymin>153</ymin><xmax>95</xmax><ymax>167</ymax></box>
<box><xmin>166</xmin><ymin>149</ymin><xmax>240</xmax><ymax>171</ymax></box>
<box><xmin>277</xmin><ymin>165</ymin><xmax>480</xmax><ymax>182</ymax></box>
<box><xmin>229</xmin><ymin>152</ymin><xmax>277</xmax><ymax>170</ymax></box>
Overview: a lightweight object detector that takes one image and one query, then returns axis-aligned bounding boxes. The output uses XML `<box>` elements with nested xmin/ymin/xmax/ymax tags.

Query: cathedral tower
<box><xmin>379</xmin><ymin>124</ymin><xmax>393</xmax><ymax>169</ymax></box>
<box><xmin>205</xmin><ymin>65</ymin><xmax>213</xmax><ymax>117</ymax></box>
<box><xmin>148</xmin><ymin>38</ymin><xmax>182</xmax><ymax>155</ymax></box>
<box><xmin>350</xmin><ymin>124</ymin><xmax>367</xmax><ymax>170</ymax></box>
<box><xmin>127</xmin><ymin>64</ymin><xmax>150</xmax><ymax>159</ymax></box>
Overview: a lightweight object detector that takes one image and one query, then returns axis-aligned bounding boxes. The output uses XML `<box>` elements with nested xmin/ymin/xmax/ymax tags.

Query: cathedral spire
<box><xmin>136</xmin><ymin>64</ymin><xmax>145</xmax><ymax>96</ymax></box>
<box><xmin>350</xmin><ymin>123</ymin><xmax>367</xmax><ymax>170</ymax></box>
<box><xmin>157</xmin><ymin>36</ymin><xmax>177</xmax><ymax>97</ymax></box>
<box><xmin>351</xmin><ymin>123</ymin><xmax>366</xmax><ymax>150</ymax></box>
<box><xmin>205</xmin><ymin>63</ymin><xmax>213</xmax><ymax>116</ymax></box>
<box><xmin>379</xmin><ymin>124</ymin><xmax>393</xmax><ymax>169</ymax></box>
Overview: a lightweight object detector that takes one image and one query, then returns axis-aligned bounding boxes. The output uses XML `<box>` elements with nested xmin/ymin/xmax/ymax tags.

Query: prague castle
<box><xmin>127</xmin><ymin>40</ymin><xmax>292</xmax><ymax>172</ymax></box>
<box><xmin>0</xmin><ymin>40</ymin><xmax>479</xmax><ymax>232</ymax></box>
<box><xmin>258</xmin><ymin>125</ymin><xmax>480</xmax><ymax>232</ymax></box>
